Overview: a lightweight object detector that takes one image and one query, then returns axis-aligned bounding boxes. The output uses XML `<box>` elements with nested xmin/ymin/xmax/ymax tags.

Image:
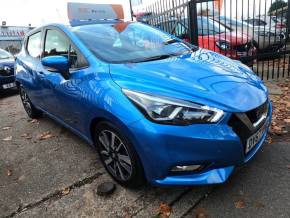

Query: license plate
<box><xmin>2</xmin><ymin>82</ymin><xmax>16</xmax><ymax>89</ymax></box>
<box><xmin>237</xmin><ymin>52</ymin><xmax>247</xmax><ymax>56</ymax></box>
<box><xmin>246</xmin><ymin>120</ymin><xmax>268</xmax><ymax>154</ymax></box>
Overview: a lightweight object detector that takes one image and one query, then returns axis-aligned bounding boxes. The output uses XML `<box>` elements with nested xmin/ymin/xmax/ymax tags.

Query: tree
<box><xmin>268</xmin><ymin>0</ymin><xmax>287</xmax><ymax>14</ymax></box>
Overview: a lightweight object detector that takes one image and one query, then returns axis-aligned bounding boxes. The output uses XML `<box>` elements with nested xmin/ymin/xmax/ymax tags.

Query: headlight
<box><xmin>216</xmin><ymin>41</ymin><xmax>231</xmax><ymax>51</ymax></box>
<box><xmin>123</xmin><ymin>89</ymin><xmax>224</xmax><ymax>125</ymax></box>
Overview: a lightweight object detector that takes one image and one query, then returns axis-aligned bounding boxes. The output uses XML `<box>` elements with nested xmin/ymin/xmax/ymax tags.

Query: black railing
<box><xmin>134</xmin><ymin>0</ymin><xmax>290</xmax><ymax>80</ymax></box>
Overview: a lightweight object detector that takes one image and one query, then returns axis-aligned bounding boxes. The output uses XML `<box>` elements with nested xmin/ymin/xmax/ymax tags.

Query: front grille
<box><xmin>246</xmin><ymin>101</ymin><xmax>268</xmax><ymax>124</ymax></box>
<box><xmin>228</xmin><ymin>101</ymin><xmax>269</xmax><ymax>147</ymax></box>
<box><xmin>233</xmin><ymin>42</ymin><xmax>252</xmax><ymax>52</ymax></box>
<box><xmin>0</xmin><ymin>67</ymin><xmax>14</xmax><ymax>76</ymax></box>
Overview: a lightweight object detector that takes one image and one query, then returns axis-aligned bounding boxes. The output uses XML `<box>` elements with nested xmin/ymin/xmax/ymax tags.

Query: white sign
<box><xmin>67</xmin><ymin>2</ymin><xmax>124</xmax><ymax>21</ymax></box>
<box><xmin>0</xmin><ymin>27</ymin><xmax>31</xmax><ymax>41</ymax></box>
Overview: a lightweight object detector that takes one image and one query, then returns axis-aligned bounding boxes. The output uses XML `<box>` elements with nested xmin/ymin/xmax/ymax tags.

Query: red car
<box><xmin>157</xmin><ymin>17</ymin><xmax>256</xmax><ymax>66</ymax></box>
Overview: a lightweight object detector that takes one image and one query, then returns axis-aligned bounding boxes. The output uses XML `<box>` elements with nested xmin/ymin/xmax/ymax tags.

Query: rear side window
<box><xmin>44</xmin><ymin>29</ymin><xmax>88</xmax><ymax>70</ymax></box>
<box><xmin>27</xmin><ymin>32</ymin><xmax>42</xmax><ymax>58</ymax></box>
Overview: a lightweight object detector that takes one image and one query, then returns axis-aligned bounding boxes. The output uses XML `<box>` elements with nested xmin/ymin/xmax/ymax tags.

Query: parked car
<box><xmin>0</xmin><ymin>48</ymin><xmax>16</xmax><ymax>93</ymax></box>
<box><xmin>133</xmin><ymin>12</ymin><xmax>155</xmax><ymax>23</ymax></box>
<box><xmin>243</xmin><ymin>16</ymin><xmax>286</xmax><ymax>31</ymax></box>
<box><xmin>218</xmin><ymin>16</ymin><xmax>286</xmax><ymax>52</ymax></box>
<box><xmin>16</xmin><ymin>21</ymin><xmax>272</xmax><ymax>187</ymax></box>
<box><xmin>157</xmin><ymin>17</ymin><xmax>255</xmax><ymax>66</ymax></box>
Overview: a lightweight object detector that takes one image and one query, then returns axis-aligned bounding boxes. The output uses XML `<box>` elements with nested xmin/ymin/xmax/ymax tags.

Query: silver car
<box><xmin>217</xmin><ymin>16</ymin><xmax>286</xmax><ymax>52</ymax></box>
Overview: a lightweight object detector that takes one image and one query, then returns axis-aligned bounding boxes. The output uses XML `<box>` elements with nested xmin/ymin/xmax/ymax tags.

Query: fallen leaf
<box><xmin>7</xmin><ymin>169</ymin><xmax>12</xmax><ymax>176</ymax></box>
<box><xmin>62</xmin><ymin>187</ymin><xmax>70</xmax><ymax>195</ymax></box>
<box><xmin>254</xmin><ymin>201</ymin><xmax>265</xmax><ymax>208</ymax></box>
<box><xmin>30</xmin><ymin>119</ymin><xmax>39</xmax><ymax>124</ymax></box>
<box><xmin>287</xmin><ymin>165</ymin><xmax>290</xmax><ymax>169</ymax></box>
<box><xmin>284</xmin><ymin>119</ymin><xmax>290</xmax><ymax>123</ymax></box>
<box><xmin>234</xmin><ymin>199</ymin><xmax>245</xmax><ymax>209</ymax></box>
<box><xmin>158</xmin><ymin>202</ymin><xmax>171</xmax><ymax>218</ymax></box>
<box><xmin>2</xmin><ymin>136</ymin><xmax>12</xmax><ymax>141</ymax></box>
<box><xmin>21</xmin><ymin>133</ymin><xmax>32</xmax><ymax>139</ymax></box>
<box><xmin>194</xmin><ymin>207</ymin><xmax>209</xmax><ymax>218</ymax></box>
<box><xmin>1</xmin><ymin>126</ymin><xmax>11</xmax><ymax>130</ymax></box>
<box><xmin>37</xmin><ymin>131</ymin><xmax>54</xmax><ymax>140</ymax></box>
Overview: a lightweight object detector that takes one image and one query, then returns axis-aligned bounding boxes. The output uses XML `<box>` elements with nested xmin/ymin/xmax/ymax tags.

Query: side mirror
<box><xmin>41</xmin><ymin>56</ymin><xmax>70</xmax><ymax>80</ymax></box>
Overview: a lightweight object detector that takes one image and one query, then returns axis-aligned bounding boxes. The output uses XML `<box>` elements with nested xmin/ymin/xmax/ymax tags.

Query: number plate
<box><xmin>2</xmin><ymin>82</ymin><xmax>16</xmax><ymax>89</ymax></box>
<box><xmin>246</xmin><ymin>120</ymin><xmax>268</xmax><ymax>154</ymax></box>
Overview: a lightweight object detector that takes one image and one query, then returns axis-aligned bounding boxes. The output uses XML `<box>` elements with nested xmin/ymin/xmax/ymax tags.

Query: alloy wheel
<box><xmin>20</xmin><ymin>88</ymin><xmax>32</xmax><ymax>115</ymax></box>
<box><xmin>98</xmin><ymin>130</ymin><xmax>133</xmax><ymax>181</ymax></box>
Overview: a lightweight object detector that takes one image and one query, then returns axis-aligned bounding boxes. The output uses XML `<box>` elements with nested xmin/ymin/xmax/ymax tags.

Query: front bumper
<box><xmin>127</xmin><ymin>102</ymin><xmax>272</xmax><ymax>186</ymax></box>
<box><xmin>0</xmin><ymin>75</ymin><xmax>16</xmax><ymax>90</ymax></box>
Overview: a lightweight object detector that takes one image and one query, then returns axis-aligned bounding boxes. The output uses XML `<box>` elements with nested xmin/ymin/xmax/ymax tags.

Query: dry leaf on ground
<box><xmin>30</xmin><ymin>119</ymin><xmax>39</xmax><ymax>124</ymax></box>
<box><xmin>62</xmin><ymin>187</ymin><xmax>70</xmax><ymax>195</ymax></box>
<box><xmin>157</xmin><ymin>202</ymin><xmax>172</xmax><ymax>218</ymax></box>
<box><xmin>21</xmin><ymin>133</ymin><xmax>32</xmax><ymax>139</ymax></box>
<box><xmin>37</xmin><ymin>131</ymin><xmax>54</xmax><ymax>140</ymax></box>
<box><xmin>194</xmin><ymin>207</ymin><xmax>209</xmax><ymax>218</ymax></box>
<box><xmin>234</xmin><ymin>199</ymin><xmax>245</xmax><ymax>209</ymax></box>
<box><xmin>2</xmin><ymin>136</ymin><xmax>12</xmax><ymax>141</ymax></box>
<box><xmin>287</xmin><ymin>165</ymin><xmax>290</xmax><ymax>169</ymax></box>
<box><xmin>7</xmin><ymin>169</ymin><xmax>12</xmax><ymax>176</ymax></box>
<box><xmin>253</xmin><ymin>201</ymin><xmax>265</xmax><ymax>208</ymax></box>
<box><xmin>1</xmin><ymin>126</ymin><xmax>11</xmax><ymax>130</ymax></box>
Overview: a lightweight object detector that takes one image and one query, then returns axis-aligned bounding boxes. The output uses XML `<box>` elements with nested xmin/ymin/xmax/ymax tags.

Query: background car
<box><xmin>157</xmin><ymin>16</ymin><xmax>255</xmax><ymax>66</ymax></box>
<box><xmin>0</xmin><ymin>48</ymin><xmax>16</xmax><ymax>93</ymax></box>
<box><xmin>243</xmin><ymin>16</ymin><xmax>286</xmax><ymax>31</ymax></box>
<box><xmin>218</xmin><ymin>16</ymin><xmax>286</xmax><ymax>53</ymax></box>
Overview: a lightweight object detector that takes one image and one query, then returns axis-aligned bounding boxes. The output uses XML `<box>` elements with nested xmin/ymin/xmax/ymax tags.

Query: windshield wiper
<box><xmin>163</xmin><ymin>38</ymin><xmax>179</xmax><ymax>45</ymax></box>
<box><xmin>129</xmin><ymin>54</ymin><xmax>175</xmax><ymax>63</ymax></box>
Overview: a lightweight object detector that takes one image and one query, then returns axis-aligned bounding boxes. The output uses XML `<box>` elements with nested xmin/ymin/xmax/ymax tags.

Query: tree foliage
<box><xmin>268</xmin><ymin>0</ymin><xmax>287</xmax><ymax>14</ymax></box>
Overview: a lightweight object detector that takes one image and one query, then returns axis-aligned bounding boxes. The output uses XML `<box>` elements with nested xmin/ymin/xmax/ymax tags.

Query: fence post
<box><xmin>188</xmin><ymin>0</ymin><xmax>199</xmax><ymax>46</ymax></box>
<box><xmin>287</xmin><ymin>0</ymin><xmax>290</xmax><ymax>41</ymax></box>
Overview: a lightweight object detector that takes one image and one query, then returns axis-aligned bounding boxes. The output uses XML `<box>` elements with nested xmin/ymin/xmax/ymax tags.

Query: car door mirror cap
<box><xmin>41</xmin><ymin>56</ymin><xmax>70</xmax><ymax>80</ymax></box>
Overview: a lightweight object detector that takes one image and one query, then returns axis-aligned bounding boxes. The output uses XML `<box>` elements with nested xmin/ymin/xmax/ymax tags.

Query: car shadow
<box><xmin>0</xmin><ymin>88</ymin><xmax>18</xmax><ymax>99</ymax></box>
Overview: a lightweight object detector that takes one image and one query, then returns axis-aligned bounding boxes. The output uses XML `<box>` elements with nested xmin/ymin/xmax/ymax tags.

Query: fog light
<box><xmin>171</xmin><ymin>165</ymin><xmax>202</xmax><ymax>172</ymax></box>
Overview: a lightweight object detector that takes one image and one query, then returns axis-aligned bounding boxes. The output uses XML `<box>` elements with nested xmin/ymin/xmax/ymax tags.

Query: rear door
<box><xmin>18</xmin><ymin>31</ymin><xmax>43</xmax><ymax>105</ymax></box>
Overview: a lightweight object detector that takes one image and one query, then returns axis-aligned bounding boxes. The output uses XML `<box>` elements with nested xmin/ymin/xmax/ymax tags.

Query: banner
<box><xmin>67</xmin><ymin>2</ymin><xmax>124</xmax><ymax>21</ymax></box>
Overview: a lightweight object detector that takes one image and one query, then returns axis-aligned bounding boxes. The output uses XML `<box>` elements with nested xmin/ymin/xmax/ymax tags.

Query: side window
<box><xmin>69</xmin><ymin>46</ymin><xmax>88</xmax><ymax>70</ymax></box>
<box><xmin>44</xmin><ymin>29</ymin><xmax>88</xmax><ymax>70</ymax></box>
<box><xmin>27</xmin><ymin>32</ymin><xmax>42</xmax><ymax>58</ymax></box>
<box><xmin>44</xmin><ymin>29</ymin><xmax>69</xmax><ymax>58</ymax></box>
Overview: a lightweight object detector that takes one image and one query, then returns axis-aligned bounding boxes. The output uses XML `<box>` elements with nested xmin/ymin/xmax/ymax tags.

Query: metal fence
<box><xmin>134</xmin><ymin>0</ymin><xmax>290</xmax><ymax>80</ymax></box>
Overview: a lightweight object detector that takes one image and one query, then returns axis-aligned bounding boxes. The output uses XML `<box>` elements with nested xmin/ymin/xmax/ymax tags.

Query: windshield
<box><xmin>0</xmin><ymin>49</ymin><xmax>13</xmax><ymax>59</ymax></box>
<box><xmin>72</xmin><ymin>22</ymin><xmax>194</xmax><ymax>63</ymax></box>
<box><xmin>197</xmin><ymin>17</ymin><xmax>230</xmax><ymax>35</ymax></box>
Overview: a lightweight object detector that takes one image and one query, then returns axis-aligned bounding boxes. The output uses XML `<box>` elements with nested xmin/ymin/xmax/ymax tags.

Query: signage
<box><xmin>0</xmin><ymin>26</ymin><xmax>31</xmax><ymax>41</ymax></box>
<box><xmin>67</xmin><ymin>2</ymin><xmax>124</xmax><ymax>22</ymax></box>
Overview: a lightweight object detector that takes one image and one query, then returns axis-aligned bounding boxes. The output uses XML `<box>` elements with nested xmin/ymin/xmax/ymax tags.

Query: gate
<box><xmin>135</xmin><ymin>0</ymin><xmax>290</xmax><ymax>80</ymax></box>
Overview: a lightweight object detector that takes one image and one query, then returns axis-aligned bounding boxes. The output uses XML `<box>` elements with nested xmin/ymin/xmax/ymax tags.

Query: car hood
<box><xmin>0</xmin><ymin>58</ymin><xmax>15</xmax><ymax>67</ymax></box>
<box><xmin>109</xmin><ymin>49</ymin><xmax>268</xmax><ymax>112</ymax></box>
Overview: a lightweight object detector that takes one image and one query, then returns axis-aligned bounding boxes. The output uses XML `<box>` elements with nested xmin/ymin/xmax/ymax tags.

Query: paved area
<box><xmin>0</xmin><ymin>90</ymin><xmax>290</xmax><ymax>218</ymax></box>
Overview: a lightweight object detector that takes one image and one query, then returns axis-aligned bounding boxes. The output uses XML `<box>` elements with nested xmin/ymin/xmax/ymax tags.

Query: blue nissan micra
<box><xmin>15</xmin><ymin>20</ymin><xmax>272</xmax><ymax>187</ymax></box>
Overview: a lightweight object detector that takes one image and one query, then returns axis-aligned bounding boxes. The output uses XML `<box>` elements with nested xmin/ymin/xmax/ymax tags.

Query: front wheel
<box><xmin>19</xmin><ymin>86</ymin><xmax>42</xmax><ymax>119</ymax></box>
<box><xmin>94</xmin><ymin>121</ymin><xmax>145</xmax><ymax>188</ymax></box>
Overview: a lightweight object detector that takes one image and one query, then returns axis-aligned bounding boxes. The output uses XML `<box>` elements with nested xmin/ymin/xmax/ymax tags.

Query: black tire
<box><xmin>94</xmin><ymin>121</ymin><xmax>145</xmax><ymax>188</ymax></box>
<box><xmin>19</xmin><ymin>85</ymin><xmax>42</xmax><ymax>119</ymax></box>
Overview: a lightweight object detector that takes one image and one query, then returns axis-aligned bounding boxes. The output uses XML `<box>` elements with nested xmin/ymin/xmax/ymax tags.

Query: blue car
<box><xmin>0</xmin><ymin>48</ymin><xmax>16</xmax><ymax>93</ymax></box>
<box><xmin>15</xmin><ymin>20</ymin><xmax>272</xmax><ymax>187</ymax></box>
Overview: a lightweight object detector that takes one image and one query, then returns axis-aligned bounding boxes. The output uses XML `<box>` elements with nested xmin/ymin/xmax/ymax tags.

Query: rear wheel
<box><xmin>19</xmin><ymin>86</ymin><xmax>42</xmax><ymax>119</ymax></box>
<box><xmin>94</xmin><ymin>121</ymin><xmax>145</xmax><ymax>188</ymax></box>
